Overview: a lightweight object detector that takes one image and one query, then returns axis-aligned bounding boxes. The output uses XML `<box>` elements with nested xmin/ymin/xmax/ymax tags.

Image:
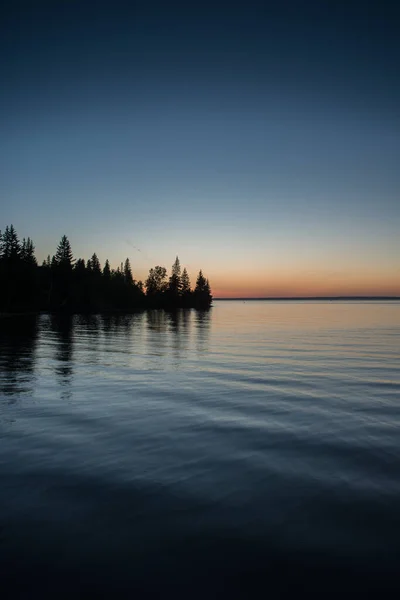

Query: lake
<box><xmin>1</xmin><ymin>301</ymin><xmax>400</xmax><ymax>598</ymax></box>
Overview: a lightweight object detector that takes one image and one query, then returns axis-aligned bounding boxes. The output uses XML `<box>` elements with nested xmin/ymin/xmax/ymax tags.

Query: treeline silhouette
<box><xmin>0</xmin><ymin>225</ymin><xmax>212</xmax><ymax>313</ymax></box>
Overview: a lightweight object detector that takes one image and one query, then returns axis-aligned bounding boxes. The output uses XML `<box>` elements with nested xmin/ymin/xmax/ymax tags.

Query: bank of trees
<box><xmin>0</xmin><ymin>225</ymin><xmax>212</xmax><ymax>313</ymax></box>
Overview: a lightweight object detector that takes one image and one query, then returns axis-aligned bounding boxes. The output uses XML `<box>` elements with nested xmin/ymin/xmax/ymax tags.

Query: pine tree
<box><xmin>21</xmin><ymin>237</ymin><xmax>37</xmax><ymax>266</ymax></box>
<box><xmin>195</xmin><ymin>270</ymin><xmax>207</xmax><ymax>293</ymax></box>
<box><xmin>181</xmin><ymin>267</ymin><xmax>191</xmax><ymax>294</ymax></box>
<box><xmin>103</xmin><ymin>259</ymin><xmax>111</xmax><ymax>279</ymax></box>
<box><xmin>74</xmin><ymin>258</ymin><xmax>86</xmax><ymax>275</ymax></box>
<box><xmin>1</xmin><ymin>225</ymin><xmax>20</xmax><ymax>262</ymax></box>
<box><xmin>55</xmin><ymin>235</ymin><xmax>74</xmax><ymax>270</ymax></box>
<box><xmin>124</xmin><ymin>258</ymin><xmax>133</xmax><ymax>285</ymax></box>
<box><xmin>194</xmin><ymin>270</ymin><xmax>212</xmax><ymax>308</ymax></box>
<box><xmin>168</xmin><ymin>256</ymin><xmax>182</xmax><ymax>296</ymax></box>
<box><xmin>52</xmin><ymin>235</ymin><xmax>74</xmax><ymax>308</ymax></box>
<box><xmin>90</xmin><ymin>252</ymin><xmax>101</xmax><ymax>275</ymax></box>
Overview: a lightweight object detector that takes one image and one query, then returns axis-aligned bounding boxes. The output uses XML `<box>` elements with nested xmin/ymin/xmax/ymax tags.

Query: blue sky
<box><xmin>1</xmin><ymin>0</ymin><xmax>399</xmax><ymax>295</ymax></box>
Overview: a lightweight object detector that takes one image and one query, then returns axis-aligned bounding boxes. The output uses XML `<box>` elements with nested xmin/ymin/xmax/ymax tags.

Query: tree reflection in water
<box><xmin>0</xmin><ymin>316</ymin><xmax>38</xmax><ymax>403</ymax></box>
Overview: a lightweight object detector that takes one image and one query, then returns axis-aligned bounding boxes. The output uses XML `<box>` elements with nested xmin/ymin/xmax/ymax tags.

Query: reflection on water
<box><xmin>194</xmin><ymin>308</ymin><xmax>211</xmax><ymax>354</ymax></box>
<box><xmin>51</xmin><ymin>315</ymin><xmax>74</xmax><ymax>401</ymax></box>
<box><xmin>0</xmin><ymin>310</ymin><xmax>212</xmax><ymax>408</ymax></box>
<box><xmin>1</xmin><ymin>302</ymin><xmax>400</xmax><ymax>597</ymax></box>
<box><xmin>0</xmin><ymin>316</ymin><xmax>38</xmax><ymax>402</ymax></box>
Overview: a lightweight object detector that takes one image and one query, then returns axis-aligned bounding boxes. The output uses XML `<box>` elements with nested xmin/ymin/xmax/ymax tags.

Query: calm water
<box><xmin>1</xmin><ymin>301</ymin><xmax>400</xmax><ymax>597</ymax></box>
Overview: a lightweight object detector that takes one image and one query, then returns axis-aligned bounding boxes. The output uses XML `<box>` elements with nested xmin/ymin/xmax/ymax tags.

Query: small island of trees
<box><xmin>0</xmin><ymin>225</ymin><xmax>212</xmax><ymax>314</ymax></box>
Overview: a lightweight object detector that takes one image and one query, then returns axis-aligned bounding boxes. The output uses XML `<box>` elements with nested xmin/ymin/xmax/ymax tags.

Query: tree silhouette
<box><xmin>0</xmin><ymin>225</ymin><xmax>22</xmax><ymax>310</ymax></box>
<box><xmin>0</xmin><ymin>223</ymin><xmax>212</xmax><ymax>313</ymax></box>
<box><xmin>181</xmin><ymin>268</ymin><xmax>191</xmax><ymax>294</ymax></box>
<box><xmin>195</xmin><ymin>270</ymin><xmax>207</xmax><ymax>293</ymax></box>
<box><xmin>124</xmin><ymin>258</ymin><xmax>133</xmax><ymax>285</ymax></box>
<box><xmin>103</xmin><ymin>259</ymin><xmax>111</xmax><ymax>279</ymax></box>
<box><xmin>168</xmin><ymin>256</ymin><xmax>182</xmax><ymax>296</ymax></box>
<box><xmin>52</xmin><ymin>235</ymin><xmax>74</xmax><ymax>309</ymax></box>
<box><xmin>1</xmin><ymin>225</ymin><xmax>20</xmax><ymax>262</ymax></box>
<box><xmin>90</xmin><ymin>253</ymin><xmax>101</xmax><ymax>276</ymax></box>
<box><xmin>146</xmin><ymin>266</ymin><xmax>167</xmax><ymax>295</ymax></box>
<box><xmin>55</xmin><ymin>235</ymin><xmax>74</xmax><ymax>270</ymax></box>
<box><xmin>74</xmin><ymin>258</ymin><xmax>86</xmax><ymax>276</ymax></box>
<box><xmin>181</xmin><ymin>267</ymin><xmax>192</xmax><ymax>306</ymax></box>
<box><xmin>194</xmin><ymin>270</ymin><xmax>212</xmax><ymax>308</ymax></box>
<box><xmin>21</xmin><ymin>238</ymin><xmax>37</xmax><ymax>266</ymax></box>
<box><xmin>145</xmin><ymin>266</ymin><xmax>168</xmax><ymax>307</ymax></box>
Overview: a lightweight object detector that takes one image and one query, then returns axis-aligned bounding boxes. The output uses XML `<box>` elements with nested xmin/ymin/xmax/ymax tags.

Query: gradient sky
<box><xmin>1</xmin><ymin>0</ymin><xmax>399</xmax><ymax>297</ymax></box>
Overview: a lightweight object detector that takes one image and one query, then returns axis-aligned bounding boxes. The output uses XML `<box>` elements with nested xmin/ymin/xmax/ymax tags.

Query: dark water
<box><xmin>1</xmin><ymin>302</ymin><xmax>400</xmax><ymax>598</ymax></box>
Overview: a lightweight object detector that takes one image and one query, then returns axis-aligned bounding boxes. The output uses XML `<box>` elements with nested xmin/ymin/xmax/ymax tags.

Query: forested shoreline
<box><xmin>0</xmin><ymin>225</ymin><xmax>212</xmax><ymax>313</ymax></box>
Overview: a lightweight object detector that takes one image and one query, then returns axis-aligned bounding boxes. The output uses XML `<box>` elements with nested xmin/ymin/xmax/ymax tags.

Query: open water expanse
<box><xmin>1</xmin><ymin>301</ymin><xmax>399</xmax><ymax>597</ymax></box>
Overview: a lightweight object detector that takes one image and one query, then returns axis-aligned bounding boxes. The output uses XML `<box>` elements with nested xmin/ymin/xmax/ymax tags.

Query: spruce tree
<box><xmin>181</xmin><ymin>268</ymin><xmax>191</xmax><ymax>294</ymax></box>
<box><xmin>74</xmin><ymin>258</ymin><xmax>86</xmax><ymax>276</ymax></box>
<box><xmin>21</xmin><ymin>237</ymin><xmax>37</xmax><ymax>266</ymax></box>
<box><xmin>168</xmin><ymin>256</ymin><xmax>182</xmax><ymax>296</ymax></box>
<box><xmin>53</xmin><ymin>235</ymin><xmax>74</xmax><ymax>308</ymax></box>
<box><xmin>1</xmin><ymin>225</ymin><xmax>20</xmax><ymax>262</ymax></box>
<box><xmin>103</xmin><ymin>259</ymin><xmax>111</xmax><ymax>279</ymax></box>
<box><xmin>195</xmin><ymin>270</ymin><xmax>207</xmax><ymax>293</ymax></box>
<box><xmin>90</xmin><ymin>253</ymin><xmax>101</xmax><ymax>275</ymax></box>
<box><xmin>124</xmin><ymin>258</ymin><xmax>133</xmax><ymax>285</ymax></box>
<box><xmin>55</xmin><ymin>235</ymin><xmax>74</xmax><ymax>270</ymax></box>
<box><xmin>194</xmin><ymin>270</ymin><xmax>212</xmax><ymax>308</ymax></box>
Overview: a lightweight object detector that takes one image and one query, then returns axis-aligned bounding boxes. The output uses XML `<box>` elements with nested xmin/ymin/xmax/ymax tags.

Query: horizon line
<box><xmin>214</xmin><ymin>296</ymin><xmax>400</xmax><ymax>301</ymax></box>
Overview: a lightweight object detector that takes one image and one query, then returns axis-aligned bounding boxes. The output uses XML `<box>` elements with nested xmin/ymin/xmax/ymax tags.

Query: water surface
<box><xmin>1</xmin><ymin>302</ymin><xmax>400</xmax><ymax>597</ymax></box>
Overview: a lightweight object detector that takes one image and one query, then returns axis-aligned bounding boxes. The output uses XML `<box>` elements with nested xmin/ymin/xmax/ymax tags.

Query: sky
<box><xmin>1</xmin><ymin>0</ymin><xmax>399</xmax><ymax>297</ymax></box>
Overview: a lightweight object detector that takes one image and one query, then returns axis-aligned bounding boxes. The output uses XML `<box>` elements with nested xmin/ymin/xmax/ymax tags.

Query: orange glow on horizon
<box><xmin>209</xmin><ymin>271</ymin><xmax>400</xmax><ymax>298</ymax></box>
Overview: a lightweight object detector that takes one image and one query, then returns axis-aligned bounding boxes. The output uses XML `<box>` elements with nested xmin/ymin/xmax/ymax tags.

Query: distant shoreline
<box><xmin>214</xmin><ymin>297</ymin><xmax>400</xmax><ymax>301</ymax></box>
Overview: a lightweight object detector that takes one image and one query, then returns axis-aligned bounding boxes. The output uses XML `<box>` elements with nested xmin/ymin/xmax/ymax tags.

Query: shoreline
<box><xmin>214</xmin><ymin>297</ymin><xmax>400</xmax><ymax>301</ymax></box>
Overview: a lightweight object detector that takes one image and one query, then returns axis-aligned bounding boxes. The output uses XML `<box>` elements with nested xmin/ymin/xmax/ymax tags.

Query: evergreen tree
<box><xmin>74</xmin><ymin>258</ymin><xmax>86</xmax><ymax>276</ymax></box>
<box><xmin>168</xmin><ymin>256</ymin><xmax>182</xmax><ymax>296</ymax></box>
<box><xmin>21</xmin><ymin>237</ymin><xmax>37</xmax><ymax>266</ymax></box>
<box><xmin>193</xmin><ymin>270</ymin><xmax>212</xmax><ymax>308</ymax></box>
<box><xmin>0</xmin><ymin>222</ymin><xmax>212</xmax><ymax>312</ymax></box>
<box><xmin>90</xmin><ymin>253</ymin><xmax>101</xmax><ymax>275</ymax></box>
<box><xmin>195</xmin><ymin>270</ymin><xmax>207</xmax><ymax>293</ymax></box>
<box><xmin>55</xmin><ymin>235</ymin><xmax>74</xmax><ymax>270</ymax></box>
<box><xmin>19</xmin><ymin>237</ymin><xmax>37</xmax><ymax>307</ymax></box>
<box><xmin>1</xmin><ymin>225</ymin><xmax>20</xmax><ymax>262</ymax></box>
<box><xmin>124</xmin><ymin>258</ymin><xmax>133</xmax><ymax>285</ymax></box>
<box><xmin>103</xmin><ymin>259</ymin><xmax>111</xmax><ymax>279</ymax></box>
<box><xmin>181</xmin><ymin>268</ymin><xmax>191</xmax><ymax>294</ymax></box>
<box><xmin>53</xmin><ymin>235</ymin><xmax>74</xmax><ymax>308</ymax></box>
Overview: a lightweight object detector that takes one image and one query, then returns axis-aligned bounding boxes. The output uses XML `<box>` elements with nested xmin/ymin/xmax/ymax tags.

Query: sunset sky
<box><xmin>1</xmin><ymin>0</ymin><xmax>399</xmax><ymax>297</ymax></box>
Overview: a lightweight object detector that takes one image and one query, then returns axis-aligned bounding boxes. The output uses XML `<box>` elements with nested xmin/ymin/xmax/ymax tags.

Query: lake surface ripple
<box><xmin>1</xmin><ymin>301</ymin><xmax>399</xmax><ymax>597</ymax></box>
